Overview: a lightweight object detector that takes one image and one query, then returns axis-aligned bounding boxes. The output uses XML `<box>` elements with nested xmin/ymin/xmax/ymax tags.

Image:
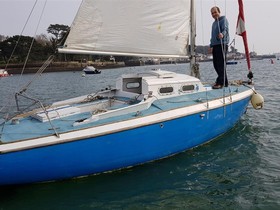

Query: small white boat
<box><xmin>0</xmin><ymin>69</ymin><xmax>9</xmax><ymax>77</ymax></box>
<box><xmin>83</xmin><ymin>66</ymin><xmax>101</xmax><ymax>74</ymax></box>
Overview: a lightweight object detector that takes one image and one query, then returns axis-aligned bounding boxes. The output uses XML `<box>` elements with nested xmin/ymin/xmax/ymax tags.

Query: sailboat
<box><xmin>0</xmin><ymin>0</ymin><xmax>263</xmax><ymax>186</ymax></box>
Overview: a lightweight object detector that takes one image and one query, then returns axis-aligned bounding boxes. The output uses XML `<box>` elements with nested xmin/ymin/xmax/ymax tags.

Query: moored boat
<box><xmin>82</xmin><ymin>65</ymin><xmax>101</xmax><ymax>74</ymax></box>
<box><xmin>0</xmin><ymin>0</ymin><xmax>263</xmax><ymax>186</ymax></box>
<box><xmin>0</xmin><ymin>69</ymin><xmax>259</xmax><ymax>185</ymax></box>
<box><xmin>0</xmin><ymin>69</ymin><xmax>9</xmax><ymax>77</ymax></box>
<box><xmin>226</xmin><ymin>60</ymin><xmax>238</xmax><ymax>65</ymax></box>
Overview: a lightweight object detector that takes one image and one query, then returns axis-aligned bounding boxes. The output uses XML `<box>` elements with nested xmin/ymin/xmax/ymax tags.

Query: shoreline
<box><xmin>1</xmin><ymin>61</ymin><xmax>126</xmax><ymax>74</ymax></box>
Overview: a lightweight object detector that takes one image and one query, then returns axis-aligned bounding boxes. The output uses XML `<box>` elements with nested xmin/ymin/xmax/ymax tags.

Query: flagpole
<box><xmin>236</xmin><ymin>0</ymin><xmax>251</xmax><ymax>71</ymax></box>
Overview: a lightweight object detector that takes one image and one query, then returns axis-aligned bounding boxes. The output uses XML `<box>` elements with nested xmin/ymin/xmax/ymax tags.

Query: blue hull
<box><xmin>0</xmin><ymin>97</ymin><xmax>250</xmax><ymax>185</ymax></box>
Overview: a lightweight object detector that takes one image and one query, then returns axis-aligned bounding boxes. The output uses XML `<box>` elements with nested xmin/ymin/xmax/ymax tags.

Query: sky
<box><xmin>0</xmin><ymin>0</ymin><xmax>279</xmax><ymax>55</ymax></box>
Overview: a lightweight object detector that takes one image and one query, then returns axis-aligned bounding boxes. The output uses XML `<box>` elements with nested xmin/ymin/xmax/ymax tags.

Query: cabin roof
<box><xmin>120</xmin><ymin>69</ymin><xmax>200</xmax><ymax>86</ymax></box>
<box><xmin>140</xmin><ymin>69</ymin><xmax>200</xmax><ymax>86</ymax></box>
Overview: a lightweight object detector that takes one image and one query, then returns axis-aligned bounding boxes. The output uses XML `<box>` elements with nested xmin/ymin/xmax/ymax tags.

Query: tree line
<box><xmin>0</xmin><ymin>24</ymin><xmax>67</xmax><ymax>64</ymax></box>
<box><xmin>0</xmin><ymin>23</ymin><xmax>239</xmax><ymax>66</ymax></box>
<box><xmin>0</xmin><ymin>24</ymin><xmax>128</xmax><ymax>65</ymax></box>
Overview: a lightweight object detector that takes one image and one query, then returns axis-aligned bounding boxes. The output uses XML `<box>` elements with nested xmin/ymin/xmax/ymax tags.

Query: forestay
<box><xmin>58</xmin><ymin>0</ymin><xmax>191</xmax><ymax>58</ymax></box>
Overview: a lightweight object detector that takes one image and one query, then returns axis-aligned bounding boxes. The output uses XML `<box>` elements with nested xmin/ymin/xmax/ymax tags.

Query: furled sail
<box><xmin>58</xmin><ymin>0</ymin><xmax>191</xmax><ymax>58</ymax></box>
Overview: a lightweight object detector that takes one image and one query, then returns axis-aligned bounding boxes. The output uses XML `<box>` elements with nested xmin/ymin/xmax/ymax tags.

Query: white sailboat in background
<box><xmin>0</xmin><ymin>0</ymin><xmax>263</xmax><ymax>186</ymax></box>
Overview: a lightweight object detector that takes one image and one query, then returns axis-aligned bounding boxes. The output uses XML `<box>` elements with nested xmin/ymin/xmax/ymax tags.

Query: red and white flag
<box><xmin>236</xmin><ymin>0</ymin><xmax>251</xmax><ymax>70</ymax></box>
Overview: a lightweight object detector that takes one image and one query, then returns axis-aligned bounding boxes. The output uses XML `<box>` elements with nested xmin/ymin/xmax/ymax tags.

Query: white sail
<box><xmin>58</xmin><ymin>0</ymin><xmax>191</xmax><ymax>58</ymax></box>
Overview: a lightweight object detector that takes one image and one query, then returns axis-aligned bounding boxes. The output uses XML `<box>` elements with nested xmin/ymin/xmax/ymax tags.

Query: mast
<box><xmin>190</xmin><ymin>0</ymin><xmax>200</xmax><ymax>78</ymax></box>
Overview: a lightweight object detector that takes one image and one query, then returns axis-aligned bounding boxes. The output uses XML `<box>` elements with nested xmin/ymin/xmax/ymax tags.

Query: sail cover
<box><xmin>58</xmin><ymin>0</ymin><xmax>191</xmax><ymax>58</ymax></box>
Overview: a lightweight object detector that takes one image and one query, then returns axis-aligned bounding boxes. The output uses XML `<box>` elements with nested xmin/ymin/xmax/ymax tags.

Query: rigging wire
<box><xmin>20</xmin><ymin>0</ymin><xmax>48</xmax><ymax>78</ymax></box>
<box><xmin>199</xmin><ymin>0</ymin><xmax>206</xmax><ymax>56</ymax></box>
<box><xmin>215</xmin><ymin>1</ymin><xmax>227</xmax><ymax>88</ymax></box>
<box><xmin>1</xmin><ymin>0</ymin><xmax>63</xmax><ymax>138</ymax></box>
<box><xmin>0</xmin><ymin>0</ymin><xmax>49</xmax><ymax>135</ymax></box>
<box><xmin>197</xmin><ymin>0</ymin><xmax>213</xmax><ymax>83</ymax></box>
<box><xmin>0</xmin><ymin>0</ymin><xmax>40</xmax><ymax>117</ymax></box>
<box><xmin>4</xmin><ymin>0</ymin><xmax>39</xmax><ymax>71</ymax></box>
<box><xmin>212</xmin><ymin>0</ymin><xmax>234</xmax><ymax>102</ymax></box>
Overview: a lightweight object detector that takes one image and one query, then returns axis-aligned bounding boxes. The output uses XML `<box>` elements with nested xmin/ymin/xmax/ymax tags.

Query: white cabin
<box><xmin>115</xmin><ymin>69</ymin><xmax>206</xmax><ymax>100</ymax></box>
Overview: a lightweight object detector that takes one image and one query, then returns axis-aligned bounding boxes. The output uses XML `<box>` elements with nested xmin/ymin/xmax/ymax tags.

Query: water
<box><xmin>0</xmin><ymin>60</ymin><xmax>279</xmax><ymax>210</ymax></box>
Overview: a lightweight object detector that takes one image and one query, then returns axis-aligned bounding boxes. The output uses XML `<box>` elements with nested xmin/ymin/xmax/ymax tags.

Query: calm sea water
<box><xmin>0</xmin><ymin>60</ymin><xmax>279</xmax><ymax>210</ymax></box>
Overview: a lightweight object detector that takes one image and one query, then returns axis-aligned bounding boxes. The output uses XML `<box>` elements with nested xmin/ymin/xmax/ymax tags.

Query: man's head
<box><xmin>211</xmin><ymin>6</ymin><xmax>221</xmax><ymax>20</ymax></box>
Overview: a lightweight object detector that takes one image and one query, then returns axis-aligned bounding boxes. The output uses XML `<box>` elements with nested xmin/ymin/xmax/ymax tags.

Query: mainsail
<box><xmin>236</xmin><ymin>0</ymin><xmax>250</xmax><ymax>70</ymax></box>
<box><xmin>58</xmin><ymin>0</ymin><xmax>191</xmax><ymax>58</ymax></box>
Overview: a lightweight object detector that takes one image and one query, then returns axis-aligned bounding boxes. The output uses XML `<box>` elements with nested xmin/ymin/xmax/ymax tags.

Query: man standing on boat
<box><xmin>210</xmin><ymin>6</ymin><xmax>229</xmax><ymax>89</ymax></box>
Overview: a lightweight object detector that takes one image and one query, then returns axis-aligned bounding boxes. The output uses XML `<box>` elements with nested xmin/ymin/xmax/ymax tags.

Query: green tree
<box><xmin>47</xmin><ymin>24</ymin><xmax>70</xmax><ymax>51</ymax></box>
<box><xmin>0</xmin><ymin>35</ymin><xmax>53</xmax><ymax>63</ymax></box>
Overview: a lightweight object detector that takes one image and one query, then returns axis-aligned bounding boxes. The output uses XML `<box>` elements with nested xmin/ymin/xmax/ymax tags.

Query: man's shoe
<box><xmin>212</xmin><ymin>84</ymin><xmax>223</xmax><ymax>89</ymax></box>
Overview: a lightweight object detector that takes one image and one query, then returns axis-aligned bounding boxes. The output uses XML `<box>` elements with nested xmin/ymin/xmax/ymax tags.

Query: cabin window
<box><xmin>122</xmin><ymin>78</ymin><xmax>142</xmax><ymax>94</ymax></box>
<box><xmin>126</xmin><ymin>82</ymin><xmax>140</xmax><ymax>89</ymax></box>
<box><xmin>182</xmin><ymin>85</ymin><xmax>195</xmax><ymax>92</ymax></box>
<box><xmin>159</xmin><ymin>86</ymin><xmax>174</xmax><ymax>95</ymax></box>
